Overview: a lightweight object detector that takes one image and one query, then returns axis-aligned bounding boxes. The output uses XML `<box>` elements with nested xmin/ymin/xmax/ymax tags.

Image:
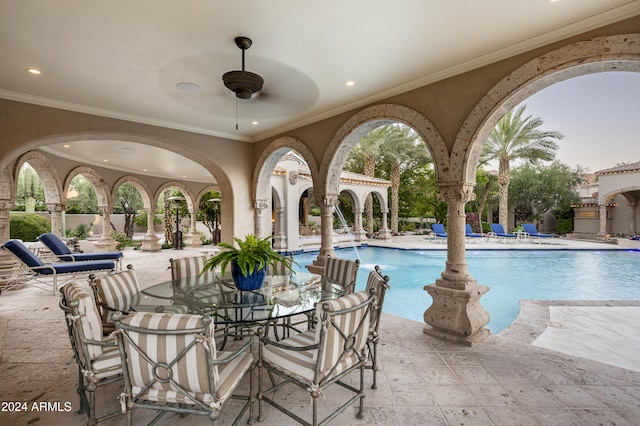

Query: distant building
<box><xmin>572</xmin><ymin>162</ymin><xmax>640</xmax><ymax>239</ymax></box>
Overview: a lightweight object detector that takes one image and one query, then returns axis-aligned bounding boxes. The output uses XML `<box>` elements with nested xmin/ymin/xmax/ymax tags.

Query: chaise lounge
<box><xmin>522</xmin><ymin>223</ymin><xmax>554</xmax><ymax>244</ymax></box>
<box><xmin>488</xmin><ymin>223</ymin><xmax>518</xmax><ymax>243</ymax></box>
<box><xmin>1</xmin><ymin>239</ymin><xmax>115</xmax><ymax>294</ymax></box>
<box><xmin>38</xmin><ymin>233</ymin><xmax>124</xmax><ymax>270</ymax></box>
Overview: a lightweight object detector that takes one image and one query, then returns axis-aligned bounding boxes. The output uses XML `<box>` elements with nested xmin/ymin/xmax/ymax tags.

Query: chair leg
<box><xmin>257</xmin><ymin>359</ymin><xmax>264</xmax><ymax>422</ymax></box>
<box><xmin>76</xmin><ymin>365</ymin><xmax>89</xmax><ymax>415</ymax></box>
<box><xmin>87</xmin><ymin>381</ymin><xmax>97</xmax><ymax>426</ymax></box>
<box><xmin>371</xmin><ymin>341</ymin><xmax>378</xmax><ymax>389</ymax></box>
<box><xmin>311</xmin><ymin>390</ymin><xmax>319</xmax><ymax>426</ymax></box>
<box><xmin>357</xmin><ymin>365</ymin><xmax>365</xmax><ymax>420</ymax></box>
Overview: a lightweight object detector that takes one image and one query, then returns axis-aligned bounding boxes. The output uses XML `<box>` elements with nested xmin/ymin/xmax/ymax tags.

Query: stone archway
<box><xmin>458</xmin><ymin>34</ymin><xmax>640</xmax><ymax>187</ymax></box>
<box><xmin>316</xmin><ymin>104</ymin><xmax>445</xmax><ymax>261</ymax></box>
<box><xmin>253</xmin><ymin>137</ymin><xmax>319</xmax><ymax>239</ymax></box>
<box><xmin>423</xmin><ymin>33</ymin><xmax>640</xmax><ymax>346</ymax></box>
<box><xmin>14</xmin><ymin>151</ymin><xmax>64</xmax><ymax>235</ymax></box>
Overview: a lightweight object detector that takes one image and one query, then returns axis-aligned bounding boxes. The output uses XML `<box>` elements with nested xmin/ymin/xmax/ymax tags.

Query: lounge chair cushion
<box><xmin>40</xmin><ymin>260</ymin><xmax>115</xmax><ymax>275</ymax></box>
<box><xmin>39</xmin><ymin>233</ymin><xmax>124</xmax><ymax>261</ymax></box>
<box><xmin>3</xmin><ymin>239</ymin><xmax>44</xmax><ymax>267</ymax></box>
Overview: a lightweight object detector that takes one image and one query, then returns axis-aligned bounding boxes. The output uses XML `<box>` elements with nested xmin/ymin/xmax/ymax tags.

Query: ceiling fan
<box><xmin>222</xmin><ymin>36</ymin><xmax>264</xmax><ymax>100</ymax></box>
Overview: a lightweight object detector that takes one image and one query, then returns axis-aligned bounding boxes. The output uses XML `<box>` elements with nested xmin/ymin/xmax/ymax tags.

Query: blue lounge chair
<box><xmin>489</xmin><ymin>224</ymin><xmax>517</xmax><ymax>243</ymax></box>
<box><xmin>522</xmin><ymin>223</ymin><xmax>553</xmax><ymax>244</ymax></box>
<box><xmin>39</xmin><ymin>233</ymin><xmax>124</xmax><ymax>270</ymax></box>
<box><xmin>1</xmin><ymin>239</ymin><xmax>115</xmax><ymax>294</ymax></box>
<box><xmin>465</xmin><ymin>224</ymin><xmax>484</xmax><ymax>242</ymax></box>
<box><xmin>429</xmin><ymin>223</ymin><xmax>448</xmax><ymax>244</ymax></box>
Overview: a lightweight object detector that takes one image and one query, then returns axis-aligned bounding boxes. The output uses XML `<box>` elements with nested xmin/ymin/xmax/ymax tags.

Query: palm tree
<box><xmin>380</xmin><ymin>124</ymin><xmax>430</xmax><ymax>233</ymax></box>
<box><xmin>348</xmin><ymin>126</ymin><xmax>386</xmax><ymax>234</ymax></box>
<box><xmin>481</xmin><ymin>105</ymin><xmax>563</xmax><ymax>231</ymax></box>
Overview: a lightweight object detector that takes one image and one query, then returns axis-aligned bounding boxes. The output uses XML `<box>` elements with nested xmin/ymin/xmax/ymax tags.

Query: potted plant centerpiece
<box><xmin>201</xmin><ymin>234</ymin><xmax>294</xmax><ymax>291</ymax></box>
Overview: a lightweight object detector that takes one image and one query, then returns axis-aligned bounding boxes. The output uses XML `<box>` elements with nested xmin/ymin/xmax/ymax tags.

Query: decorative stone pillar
<box><xmin>273</xmin><ymin>207</ymin><xmax>287</xmax><ymax>249</ymax></box>
<box><xmin>377</xmin><ymin>209</ymin><xmax>392</xmax><ymax>241</ymax></box>
<box><xmin>46</xmin><ymin>203</ymin><xmax>65</xmax><ymax>237</ymax></box>
<box><xmin>185</xmin><ymin>210</ymin><xmax>203</xmax><ymax>247</ymax></box>
<box><xmin>95</xmin><ymin>206</ymin><xmax>118</xmax><ymax>252</ymax></box>
<box><xmin>597</xmin><ymin>204</ymin><xmax>608</xmax><ymax>238</ymax></box>
<box><xmin>140</xmin><ymin>208</ymin><xmax>160</xmax><ymax>251</ymax></box>
<box><xmin>628</xmin><ymin>200</ymin><xmax>636</xmax><ymax>236</ymax></box>
<box><xmin>254</xmin><ymin>200</ymin><xmax>269</xmax><ymax>238</ymax></box>
<box><xmin>307</xmin><ymin>194</ymin><xmax>338</xmax><ymax>274</ymax></box>
<box><xmin>423</xmin><ymin>184</ymin><xmax>490</xmax><ymax>346</ymax></box>
<box><xmin>353</xmin><ymin>207</ymin><xmax>366</xmax><ymax>242</ymax></box>
<box><xmin>0</xmin><ymin>199</ymin><xmax>13</xmax><ymax>243</ymax></box>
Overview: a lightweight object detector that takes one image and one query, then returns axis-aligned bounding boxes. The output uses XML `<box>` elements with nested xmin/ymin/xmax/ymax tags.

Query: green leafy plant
<box><xmin>9</xmin><ymin>213</ymin><xmax>51</xmax><ymax>242</ymax></box>
<box><xmin>202</xmin><ymin>234</ymin><xmax>295</xmax><ymax>278</ymax></box>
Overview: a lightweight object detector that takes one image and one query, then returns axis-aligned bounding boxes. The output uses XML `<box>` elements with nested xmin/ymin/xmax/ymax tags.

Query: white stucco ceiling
<box><xmin>2</xmin><ymin>1</ymin><xmax>639</xmax><ymax>182</ymax></box>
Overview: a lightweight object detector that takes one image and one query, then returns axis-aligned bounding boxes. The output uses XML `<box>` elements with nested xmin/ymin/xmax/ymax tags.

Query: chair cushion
<box><xmin>3</xmin><ymin>239</ymin><xmax>45</xmax><ymax>267</ymax></box>
<box><xmin>120</xmin><ymin>313</ymin><xmax>219</xmax><ymax>395</ymax></box>
<box><xmin>365</xmin><ymin>270</ymin><xmax>387</xmax><ymax>328</ymax></box>
<box><xmin>63</xmin><ymin>282</ymin><xmax>105</xmax><ymax>360</ymax></box>
<box><xmin>92</xmin><ymin>346</ymin><xmax>123</xmax><ymax>379</ymax></box>
<box><xmin>39</xmin><ymin>260</ymin><xmax>115</xmax><ymax>275</ymax></box>
<box><xmin>261</xmin><ymin>330</ymin><xmax>317</xmax><ymax>382</ymax></box>
<box><xmin>171</xmin><ymin>256</ymin><xmax>216</xmax><ymax>292</ymax></box>
<box><xmin>95</xmin><ymin>269</ymin><xmax>140</xmax><ymax>314</ymax></box>
<box><xmin>324</xmin><ymin>257</ymin><xmax>357</xmax><ymax>294</ymax></box>
<box><xmin>39</xmin><ymin>233</ymin><xmax>73</xmax><ymax>255</ymax></box>
<box><xmin>316</xmin><ymin>291</ymin><xmax>370</xmax><ymax>380</ymax></box>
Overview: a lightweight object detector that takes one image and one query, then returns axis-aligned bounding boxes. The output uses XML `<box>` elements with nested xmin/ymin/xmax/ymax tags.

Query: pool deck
<box><xmin>1</xmin><ymin>237</ymin><xmax>639</xmax><ymax>425</ymax></box>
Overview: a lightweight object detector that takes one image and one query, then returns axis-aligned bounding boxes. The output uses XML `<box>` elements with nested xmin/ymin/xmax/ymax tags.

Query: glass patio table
<box><xmin>130</xmin><ymin>274</ymin><xmax>343</xmax><ymax>330</ymax></box>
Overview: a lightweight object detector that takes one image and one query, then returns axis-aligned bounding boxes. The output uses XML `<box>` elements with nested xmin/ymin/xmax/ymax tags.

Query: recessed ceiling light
<box><xmin>63</xmin><ymin>144</ymin><xmax>70</xmax><ymax>148</ymax></box>
<box><xmin>176</xmin><ymin>82</ymin><xmax>200</xmax><ymax>92</ymax></box>
<box><xmin>252</xmin><ymin>121</ymin><xmax>259</xmax><ymax>125</ymax></box>
<box><xmin>26</xmin><ymin>68</ymin><xmax>41</xmax><ymax>75</ymax></box>
<box><xmin>143</xmin><ymin>169</ymin><xmax>147</xmax><ymax>172</ymax></box>
<box><xmin>103</xmin><ymin>159</ymin><xmax>108</xmax><ymax>162</ymax></box>
<box><xmin>346</xmin><ymin>81</ymin><xmax>355</xmax><ymax>86</ymax></box>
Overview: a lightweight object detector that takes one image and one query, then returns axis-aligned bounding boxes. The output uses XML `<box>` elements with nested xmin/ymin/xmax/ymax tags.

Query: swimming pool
<box><xmin>292</xmin><ymin>246</ymin><xmax>640</xmax><ymax>333</ymax></box>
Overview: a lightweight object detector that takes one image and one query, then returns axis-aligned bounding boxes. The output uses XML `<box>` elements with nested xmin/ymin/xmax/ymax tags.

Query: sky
<box><xmin>513</xmin><ymin>71</ymin><xmax>640</xmax><ymax>173</ymax></box>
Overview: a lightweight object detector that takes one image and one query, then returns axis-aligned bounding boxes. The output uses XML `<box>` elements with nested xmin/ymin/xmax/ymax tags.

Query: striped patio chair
<box><xmin>364</xmin><ymin>265</ymin><xmax>390</xmax><ymax>389</ymax></box>
<box><xmin>258</xmin><ymin>291</ymin><xmax>374</xmax><ymax>426</ymax></box>
<box><xmin>169</xmin><ymin>255</ymin><xmax>217</xmax><ymax>293</ymax></box>
<box><xmin>114</xmin><ymin>312</ymin><xmax>254</xmax><ymax>425</ymax></box>
<box><xmin>89</xmin><ymin>265</ymin><xmax>144</xmax><ymax>333</ymax></box>
<box><xmin>59</xmin><ymin>282</ymin><xmax>123</xmax><ymax>424</ymax></box>
<box><xmin>323</xmin><ymin>256</ymin><xmax>360</xmax><ymax>295</ymax></box>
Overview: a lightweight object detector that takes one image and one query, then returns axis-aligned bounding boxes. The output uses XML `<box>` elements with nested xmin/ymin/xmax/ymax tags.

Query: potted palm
<box><xmin>201</xmin><ymin>234</ymin><xmax>294</xmax><ymax>291</ymax></box>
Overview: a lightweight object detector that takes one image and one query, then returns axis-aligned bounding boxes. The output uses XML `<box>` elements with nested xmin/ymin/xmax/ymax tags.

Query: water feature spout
<box><xmin>334</xmin><ymin>205</ymin><xmax>361</xmax><ymax>262</ymax></box>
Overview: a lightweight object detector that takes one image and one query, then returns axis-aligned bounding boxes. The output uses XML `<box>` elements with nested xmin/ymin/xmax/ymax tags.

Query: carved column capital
<box><xmin>46</xmin><ymin>203</ymin><xmax>65</xmax><ymax>213</ymax></box>
<box><xmin>319</xmin><ymin>193</ymin><xmax>339</xmax><ymax>207</ymax></box>
<box><xmin>0</xmin><ymin>199</ymin><xmax>14</xmax><ymax>210</ymax></box>
<box><xmin>436</xmin><ymin>184</ymin><xmax>476</xmax><ymax>204</ymax></box>
<box><xmin>254</xmin><ymin>200</ymin><xmax>269</xmax><ymax>213</ymax></box>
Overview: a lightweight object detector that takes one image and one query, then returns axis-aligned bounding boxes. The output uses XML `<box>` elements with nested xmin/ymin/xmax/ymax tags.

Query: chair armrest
<box><xmin>260</xmin><ymin>335</ymin><xmax>319</xmax><ymax>352</ymax></box>
<box><xmin>212</xmin><ymin>335</ymin><xmax>254</xmax><ymax>365</ymax></box>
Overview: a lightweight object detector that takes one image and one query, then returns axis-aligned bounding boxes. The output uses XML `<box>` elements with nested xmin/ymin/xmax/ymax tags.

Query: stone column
<box><xmin>185</xmin><ymin>209</ymin><xmax>202</xmax><ymax>247</ymax></box>
<box><xmin>377</xmin><ymin>209</ymin><xmax>392</xmax><ymax>241</ymax></box>
<box><xmin>597</xmin><ymin>204</ymin><xmax>608</xmax><ymax>238</ymax></box>
<box><xmin>628</xmin><ymin>200</ymin><xmax>636</xmax><ymax>236</ymax></box>
<box><xmin>95</xmin><ymin>206</ymin><xmax>118</xmax><ymax>251</ymax></box>
<box><xmin>140</xmin><ymin>208</ymin><xmax>160</xmax><ymax>251</ymax></box>
<box><xmin>353</xmin><ymin>207</ymin><xmax>366</xmax><ymax>242</ymax></box>
<box><xmin>307</xmin><ymin>194</ymin><xmax>338</xmax><ymax>274</ymax></box>
<box><xmin>423</xmin><ymin>184</ymin><xmax>490</xmax><ymax>346</ymax></box>
<box><xmin>0</xmin><ymin>199</ymin><xmax>13</xmax><ymax>243</ymax></box>
<box><xmin>273</xmin><ymin>207</ymin><xmax>287</xmax><ymax>249</ymax></box>
<box><xmin>46</xmin><ymin>203</ymin><xmax>65</xmax><ymax>237</ymax></box>
<box><xmin>254</xmin><ymin>200</ymin><xmax>269</xmax><ymax>238</ymax></box>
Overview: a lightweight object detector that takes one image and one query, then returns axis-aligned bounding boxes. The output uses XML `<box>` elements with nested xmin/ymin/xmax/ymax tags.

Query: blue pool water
<box><xmin>292</xmin><ymin>246</ymin><xmax>640</xmax><ymax>333</ymax></box>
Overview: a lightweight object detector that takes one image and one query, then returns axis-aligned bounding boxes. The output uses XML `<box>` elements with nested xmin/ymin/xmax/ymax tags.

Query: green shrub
<box><xmin>68</xmin><ymin>223</ymin><xmax>88</xmax><ymax>239</ymax></box>
<box><xmin>9</xmin><ymin>213</ymin><xmax>51</xmax><ymax>242</ymax></box>
<box><xmin>556</xmin><ymin>218</ymin><xmax>573</xmax><ymax>235</ymax></box>
<box><xmin>111</xmin><ymin>231</ymin><xmax>133</xmax><ymax>250</ymax></box>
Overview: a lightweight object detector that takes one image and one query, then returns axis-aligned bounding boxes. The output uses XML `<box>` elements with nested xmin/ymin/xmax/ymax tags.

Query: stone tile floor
<box><xmin>1</xmin><ymin>245</ymin><xmax>639</xmax><ymax>425</ymax></box>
